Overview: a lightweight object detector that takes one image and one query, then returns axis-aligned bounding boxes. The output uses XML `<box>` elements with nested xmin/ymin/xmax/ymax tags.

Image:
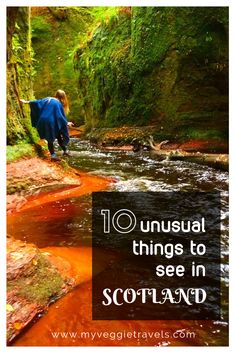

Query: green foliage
<box><xmin>7</xmin><ymin>143</ymin><xmax>37</xmax><ymax>163</ymax></box>
<box><xmin>75</xmin><ymin>7</ymin><xmax>133</xmax><ymax>128</ymax></box>
<box><xmin>31</xmin><ymin>7</ymin><xmax>93</xmax><ymax>125</ymax></box>
<box><xmin>74</xmin><ymin>6</ymin><xmax>228</xmax><ymax>142</ymax></box>
<box><xmin>31</xmin><ymin>15</ymin><xmax>51</xmax><ymax>39</ymax></box>
<box><xmin>8</xmin><ymin>6</ymin><xmax>228</xmax><ymax>146</ymax></box>
<box><xmin>7</xmin><ymin>7</ymin><xmax>37</xmax><ymax>146</ymax></box>
<box><xmin>91</xmin><ymin>6</ymin><xmax>120</xmax><ymax>24</ymax></box>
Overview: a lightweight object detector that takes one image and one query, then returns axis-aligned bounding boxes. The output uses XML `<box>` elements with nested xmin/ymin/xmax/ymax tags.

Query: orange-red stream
<box><xmin>9</xmin><ymin>172</ymin><xmax>221</xmax><ymax>346</ymax></box>
<box><xmin>14</xmin><ymin>246</ymin><xmax>207</xmax><ymax>346</ymax></box>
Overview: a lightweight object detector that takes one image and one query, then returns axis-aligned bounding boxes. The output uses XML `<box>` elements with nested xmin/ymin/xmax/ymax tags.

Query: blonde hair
<box><xmin>55</xmin><ymin>89</ymin><xmax>69</xmax><ymax>114</ymax></box>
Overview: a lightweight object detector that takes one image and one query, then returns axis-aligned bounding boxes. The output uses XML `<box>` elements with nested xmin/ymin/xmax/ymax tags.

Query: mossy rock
<box><xmin>7</xmin><ymin>8</ymin><xmax>37</xmax><ymax>146</ymax></box>
<box><xmin>7</xmin><ymin>238</ymin><xmax>65</xmax><ymax>306</ymax></box>
<box><xmin>88</xmin><ymin>126</ymin><xmax>157</xmax><ymax>148</ymax></box>
<box><xmin>74</xmin><ymin>7</ymin><xmax>228</xmax><ymax>142</ymax></box>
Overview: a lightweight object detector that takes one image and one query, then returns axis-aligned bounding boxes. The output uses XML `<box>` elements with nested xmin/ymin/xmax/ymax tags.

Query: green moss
<box><xmin>7</xmin><ymin>143</ymin><xmax>37</xmax><ymax>163</ymax></box>
<box><xmin>7</xmin><ymin>7</ymin><xmax>37</xmax><ymax>146</ymax></box>
<box><xmin>31</xmin><ymin>7</ymin><xmax>93</xmax><ymax>125</ymax></box>
<box><xmin>7</xmin><ymin>6</ymin><xmax>228</xmax><ymax>146</ymax></box>
<box><xmin>91</xmin><ymin>6</ymin><xmax>120</xmax><ymax>24</ymax></box>
<box><xmin>8</xmin><ymin>254</ymin><xmax>64</xmax><ymax>306</ymax></box>
<box><xmin>31</xmin><ymin>14</ymin><xmax>52</xmax><ymax>36</ymax></box>
<box><xmin>74</xmin><ymin>7</ymin><xmax>228</xmax><ymax>142</ymax></box>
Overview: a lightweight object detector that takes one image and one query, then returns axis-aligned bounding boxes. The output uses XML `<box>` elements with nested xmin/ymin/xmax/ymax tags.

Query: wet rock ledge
<box><xmin>6</xmin><ymin>236</ymin><xmax>76</xmax><ymax>344</ymax></box>
<box><xmin>7</xmin><ymin>157</ymin><xmax>81</xmax><ymax>213</ymax></box>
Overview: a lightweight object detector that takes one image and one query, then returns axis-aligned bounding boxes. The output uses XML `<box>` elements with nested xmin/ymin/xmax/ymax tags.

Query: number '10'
<box><xmin>101</xmin><ymin>209</ymin><xmax>137</xmax><ymax>234</ymax></box>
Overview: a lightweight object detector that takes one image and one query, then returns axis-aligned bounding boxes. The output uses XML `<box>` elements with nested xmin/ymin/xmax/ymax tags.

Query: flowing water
<box><xmin>10</xmin><ymin>138</ymin><xmax>229</xmax><ymax>346</ymax></box>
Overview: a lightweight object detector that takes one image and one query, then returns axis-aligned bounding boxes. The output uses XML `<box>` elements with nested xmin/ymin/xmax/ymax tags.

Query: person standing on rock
<box><xmin>20</xmin><ymin>89</ymin><xmax>73</xmax><ymax>161</ymax></box>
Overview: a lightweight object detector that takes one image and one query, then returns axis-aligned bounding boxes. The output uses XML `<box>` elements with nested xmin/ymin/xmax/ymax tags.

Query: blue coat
<box><xmin>29</xmin><ymin>97</ymin><xmax>70</xmax><ymax>144</ymax></box>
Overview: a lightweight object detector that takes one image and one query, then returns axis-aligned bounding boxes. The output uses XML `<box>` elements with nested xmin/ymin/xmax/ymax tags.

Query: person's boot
<box><xmin>63</xmin><ymin>149</ymin><xmax>71</xmax><ymax>157</ymax></box>
<box><xmin>51</xmin><ymin>153</ymin><xmax>61</xmax><ymax>161</ymax></box>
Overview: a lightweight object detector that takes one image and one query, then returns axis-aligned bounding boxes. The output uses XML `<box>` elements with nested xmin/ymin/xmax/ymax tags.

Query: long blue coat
<box><xmin>29</xmin><ymin>97</ymin><xmax>70</xmax><ymax>144</ymax></box>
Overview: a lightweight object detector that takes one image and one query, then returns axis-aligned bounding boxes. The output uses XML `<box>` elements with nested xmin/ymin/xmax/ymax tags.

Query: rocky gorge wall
<box><xmin>7</xmin><ymin>7</ymin><xmax>36</xmax><ymax>145</ymax></box>
<box><xmin>7</xmin><ymin>7</ymin><xmax>229</xmax><ymax>145</ymax></box>
<box><xmin>75</xmin><ymin>7</ymin><xmax>228</xmax><ymax>142</ymax></box>
<box><xmin>30</xmin><ymin>7</ymin><xmax>92</xmax><ymax>125</ymax></box>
